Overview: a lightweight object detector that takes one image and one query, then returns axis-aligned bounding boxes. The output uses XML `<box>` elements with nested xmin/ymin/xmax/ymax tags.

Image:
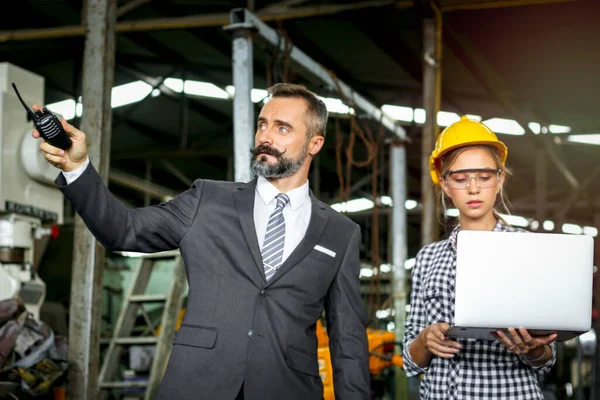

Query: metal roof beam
<box><xmin>0</xmin><ymin>1</ymin><xmax>412</xmax><ymax>43</ymax></box>
<box><xmin>225</xmin><ymin>8</ymin><xmax>406</xmax><ymax>140</ymax></box>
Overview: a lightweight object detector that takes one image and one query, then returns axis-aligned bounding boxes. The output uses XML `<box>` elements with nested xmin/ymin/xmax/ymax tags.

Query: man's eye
<box><xmin>258</xmin><ymin>124</ymin><xmax>266</xmax><ymax>130</ymax></box>
<box><xmin>279</xmin><ymin>126</ymin><xmax>289</xmax><ymax>133</ymax></box>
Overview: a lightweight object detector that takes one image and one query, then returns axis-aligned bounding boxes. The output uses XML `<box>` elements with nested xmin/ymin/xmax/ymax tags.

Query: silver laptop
<box><xmin>445</xmin><ymin>229</ymin><xmax>594</xmax><ymax>342</ymax></box>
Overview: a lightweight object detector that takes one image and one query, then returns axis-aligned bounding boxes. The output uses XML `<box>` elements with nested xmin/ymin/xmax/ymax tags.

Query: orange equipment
<box><xmin>316</xmin><ymin>320</ymin><xmax>403</xmax><ymax>400</ymax></box>
<box><xmin>366</xmin><ymin>327</ymin><xmax>403</xmax><ymax>375</ymax></box>
<box><xmin>316</xmin><ymin>319</ymin><xmax>335</xmax><ymax>400</ymax></box>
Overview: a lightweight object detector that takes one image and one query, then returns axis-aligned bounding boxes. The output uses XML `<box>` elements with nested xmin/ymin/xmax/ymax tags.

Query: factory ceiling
<box><xmin>2</xmin><ymin>0</ymin><xmax>599</xmax><ymax>258</ymax></box>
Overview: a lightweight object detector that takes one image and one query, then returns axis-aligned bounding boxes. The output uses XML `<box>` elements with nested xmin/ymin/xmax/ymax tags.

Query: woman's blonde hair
<box><xmin>438</xmin><ymin>144</ymin><xmax>513</xmax><ymax>225</ymax></box>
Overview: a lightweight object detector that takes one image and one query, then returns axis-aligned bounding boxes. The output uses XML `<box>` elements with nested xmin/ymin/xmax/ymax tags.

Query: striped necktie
<box><xmin>262</xmin><ymin>193</ymin><xmax>290</xmax><ymax>281</ymax></box>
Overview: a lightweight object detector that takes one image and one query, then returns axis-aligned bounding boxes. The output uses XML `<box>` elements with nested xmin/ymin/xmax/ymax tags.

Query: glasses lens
<box><xmin>447</xmin><ymin>169</ymin><xmax>498</xmax><ymax>189</ymax></box>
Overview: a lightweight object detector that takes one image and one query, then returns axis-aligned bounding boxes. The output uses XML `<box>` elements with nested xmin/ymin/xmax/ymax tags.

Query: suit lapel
<box><xmin>233</xmin><ymin>179</ymin><xmax>266</xmax><ymax>280</ymax></box>
<box><xmin>265</xmin><ymin>195</ymin><xmax>329</xmax><ymax>287</ymax></box>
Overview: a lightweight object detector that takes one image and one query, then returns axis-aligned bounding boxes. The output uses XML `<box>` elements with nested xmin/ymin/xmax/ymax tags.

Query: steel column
<box><xmin>225</xmin><ymin>22</ymin><xmax>254</xmax><ymax>183</ymax></box>
<box><xmin>421</xmin><ymin>7</ymin><xmax>442</xmax><ymax>246</ymax></box>
<box><xmin>68</xmin><ymin>1</ymin><xmax>116</xmax><ymax>399</ymax></box>
<box><xmin>390</xmin><ymin>140</ymin><xmax>408</xmax><ymax>399</ymax></box>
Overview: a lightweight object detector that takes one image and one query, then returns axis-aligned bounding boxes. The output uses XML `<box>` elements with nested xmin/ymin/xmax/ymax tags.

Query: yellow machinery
<box><xmin>316</xmin><ymin>320</ymin><xmax>403</xmax><ymax>400</ymax></box>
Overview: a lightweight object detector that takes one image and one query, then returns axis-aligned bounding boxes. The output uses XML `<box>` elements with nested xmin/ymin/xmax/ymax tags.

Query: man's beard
<box><xmin>250</xmin><ymin>142</ymin><xmax>308</xmax><ymax>178</ymax></box>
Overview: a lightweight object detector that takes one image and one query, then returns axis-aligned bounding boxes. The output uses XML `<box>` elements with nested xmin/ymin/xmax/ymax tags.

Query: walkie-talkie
<box><xmin>12</xmin><ymin>82</ymin><xmax>72</xmax><ymax>150</ymax></box>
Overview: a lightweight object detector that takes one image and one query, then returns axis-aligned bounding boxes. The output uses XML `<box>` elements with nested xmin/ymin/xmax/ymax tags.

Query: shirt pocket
<box><xmin>423</xmin><ymin>287</ymin><xmax>446</xmax><ymax>324</ymax></box>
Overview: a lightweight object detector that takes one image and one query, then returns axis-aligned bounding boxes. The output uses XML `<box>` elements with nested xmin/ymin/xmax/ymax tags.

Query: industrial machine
<box><xmin>0</xmin><ymin>62</ymin><xmax>64</xmax><ymax>320</ymax></box>
<box><xmin>316</xmin><ymin>320</ymin><xmax>403</xmax><ymax>400</ymax></box>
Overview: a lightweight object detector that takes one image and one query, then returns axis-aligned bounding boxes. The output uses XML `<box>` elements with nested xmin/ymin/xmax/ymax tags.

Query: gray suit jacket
<box><xmin>57</xmin><ymin>162</ymin><xmax>370</xmax><ymax>400</ymax></box>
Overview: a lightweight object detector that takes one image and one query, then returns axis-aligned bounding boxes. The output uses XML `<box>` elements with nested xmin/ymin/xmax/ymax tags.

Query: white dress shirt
<box><xmin>63</xmin><ymin>160</ymin><xmax>313</xmax><ymax>264</ymax></box>
<box><xmin>62</xmin><ymin>157</ymin><xmax>90</xmax><ymax>184</ymax></box>
<box><xmin>254</xmin><ymin>176</ymin><xmax>312</xmax><ymax>264</ymax></box>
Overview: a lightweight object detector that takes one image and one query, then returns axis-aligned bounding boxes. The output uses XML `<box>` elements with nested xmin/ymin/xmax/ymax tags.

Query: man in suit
<box><xmin>33</xmin><ymin>83</ymin><xmax>370</xmax><ymax>399</ymax></box>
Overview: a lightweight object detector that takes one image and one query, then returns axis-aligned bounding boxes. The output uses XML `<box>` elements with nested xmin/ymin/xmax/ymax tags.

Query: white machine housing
<box><xmin>0</xmin><ymin>62</ymin><xmax>64</xmax><ymax>221</ymax></box>
<box><xmin>0</xmin><ymin>63</ymin><xmax>65</xmax><ymax>319</ymax></box>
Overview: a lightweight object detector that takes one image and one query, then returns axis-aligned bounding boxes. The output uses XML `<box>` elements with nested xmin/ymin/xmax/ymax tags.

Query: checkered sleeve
<box><xmin>402</xmin><ymin>248</ymin><xmax>428</xmax><ymax>376</ymax></box>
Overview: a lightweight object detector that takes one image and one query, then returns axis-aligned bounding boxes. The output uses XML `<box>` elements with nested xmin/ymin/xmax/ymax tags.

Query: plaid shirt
<box><xmin>403</xmin><ymin>220</ymin><xmax>556</xmax><ymax>399</ymax></box>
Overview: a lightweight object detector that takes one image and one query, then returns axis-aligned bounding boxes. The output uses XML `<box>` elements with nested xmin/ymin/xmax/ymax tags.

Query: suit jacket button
<box><xmin>260</xmin><ymin>290</ymin><xmax>267</xmax><ymax>297</ymax></box>
<box><xmin>248</xmin><ymin>330</ymin><xmax>254</xmax><ymax>337</ymax></box>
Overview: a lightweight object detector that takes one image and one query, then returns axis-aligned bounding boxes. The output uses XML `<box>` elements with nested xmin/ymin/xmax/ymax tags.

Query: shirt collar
<box><xmin>447</xmin><ymin>218</ymin><xmax>509</xmax><ymax>252</ymax></box>
<box><xmin>256</xmin><ymin>176</ymin><xmax>310</xmax><ymax>211</ymax></box>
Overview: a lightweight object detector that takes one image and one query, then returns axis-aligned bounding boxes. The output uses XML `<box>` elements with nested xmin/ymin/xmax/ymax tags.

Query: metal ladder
<box><xmin>98</xmin><ymin>250</ymin><xmax>187</xmax><ymax>400</ymax></box>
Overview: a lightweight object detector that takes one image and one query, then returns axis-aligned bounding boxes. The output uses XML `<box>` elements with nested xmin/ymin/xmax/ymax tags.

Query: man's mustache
<box><xmin>250</xmin><ymin>144</ymin><xmax>286</xmax><ymax>158</ymax></box>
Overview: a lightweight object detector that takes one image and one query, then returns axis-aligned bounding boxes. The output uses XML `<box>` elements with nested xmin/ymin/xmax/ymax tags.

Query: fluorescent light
<box><xmin>184</xmin><ymin>81</ymin><xmax>229</xmax><ymax>99</ymax></box>
<box><xmin>331</xmin><ymin>196</ymin><xmax>419</xmax><ymax>212</ymax></box>
<box><xmin>529</xmin><ymin>122</ymin><xmax>541</xmax><ymax>134</ymax></box>
<box><xmin>404</xmin><ymin>258</ymin><xmax>416</xmax><ymax>270</ymax></box>
<box><xmin>164</xmin><ymin>78</ymin><xmax>183</xmax><ymax>93</ymax></box>
<box><xmin>225</xmin><ymin>86</ymin><xmax>269</xmax><ymax>103</ymax></box>
<box><xmin>251</xmin><ymin>89</ymin><xmax>269</xmax><ymax>103</ymax></box>
<box><xmin>562</xmin><ymin>223</ymin><xmax>583</xmax><ymax>235</ymax></box>
<box><xmin>46</xmin><ymin>99</ymin><xmax>76</xmax><ymax>120</ymax></box>
<box><xmin>530</xmin><ymin>220</ymin><xmax>540</xmax><ymax>231</ymax></box>
<box><xmin>75</xmin><ymin>102</ymin><xmax>83</xmax><ymax>117</ymax></box>
<box><xmin>465</xmin><ymin>114</ymin><xmax>482</xmax><ymax>122</ymax></box>
<box><xmin>405</xmin><ymin>199</ymin><xmax>418</xmax><ymax>210</ymax></box>
<box><xmin>319</xmin><ymin>96</ymin><xmax>354</xmax><ymax>115</ymax></box>
<box><xmin>543</xmin><ymin>220</ymin><xmax>555</xmax><ymax>231</ymax></box>
<box><xmin>437</xmin><ymin>111</ymin><xmax>460</xmax><ymax>127</ymax></box>
<box><xmin>112</xmin><ymin>81</ymin><xmax>153</xmax><ymax>108</ymax></box>
<box><xmin>387</xmin><ymin>322</ymin><xmax>395</xmax><ymax>332</ymax></box>
<box><xmin>482</xmin><ymin>118</ymin><xmax>525</xmax><ymax>135</ymax></box>
<box><xmin>549</xmin><ymin>124</ymin><xmax>571</xmax><ymax>134</ymax></box>
<box><xmin>379</xmin><ymin>264</ymin><xmax>392</xmax><ymax>273</ymax></box>
<box><xmin>151</xmin><ymin>89</ymin><xmax>160</xmax><ymax>97</ymax></box>
<box><xmin>414</xmin><ymin>108</ymin><xmax>426</xmax><ymax>124</ymax></box>
<box><xmin>375</xmin><ymin>308</ymin><xmax>394</xmax><ymax>319</ymax></box>
<box><xmin>567</xmin><ymin>134</ymin><xmax>600</xmax><ymax>145</ymax></box>
<box><xmin>360</xmin><ymin>268</ymin><xmax>374</xmax><ymax>278</ymax></box>
<box><xmin>330</xmin><ymin>198</ymin><xmax>374</xmax><ymax>213</ymax></box>
<box><xmin>382</xmin><ymin>105</ymin><xmax>413</xmax><ymax>122</ymax></box>
<box><xmin>498</xmin><ymin>213</ymin><xmax>529</xmax><ymax>227</ymax></box>
<box><xmin>583</xmin><ymin>226</ymin><xmax>598</xmax><ymax>237</ymax></box>
<box><xmin>380</xmin><ymin>196</ymin><xmax>393</xmax><ymax>206</ymax></box>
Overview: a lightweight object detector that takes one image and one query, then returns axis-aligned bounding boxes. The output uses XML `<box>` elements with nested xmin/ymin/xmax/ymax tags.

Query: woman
<box><xmin>402</xmin><ymin>116</ymin><xmax>557</xmax><ymax>399</ymax></box>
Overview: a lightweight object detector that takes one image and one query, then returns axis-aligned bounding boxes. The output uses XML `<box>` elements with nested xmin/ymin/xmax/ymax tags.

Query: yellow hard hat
<box><xmin>429</xmin><ymin>116</ymin><xmax>508</xmax><ymax>185</ymax></box>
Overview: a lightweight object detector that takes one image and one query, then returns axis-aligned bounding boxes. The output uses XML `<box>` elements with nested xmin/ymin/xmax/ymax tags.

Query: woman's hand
<box><xmin>493</xmin><ymin>327</ymin><xmax>556</xmax><ymax>358</ymax></box>
<box><xmin>420</xmin><ymin>322</ymin><xmax>462</xmax><ymax>359</ymax></box>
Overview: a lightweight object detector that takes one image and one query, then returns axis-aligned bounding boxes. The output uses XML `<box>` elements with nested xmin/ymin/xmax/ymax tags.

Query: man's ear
<box><xmin>308</xmin><ymin>135</ymin><xmax>324</xmax><ymax>156</ymax></box>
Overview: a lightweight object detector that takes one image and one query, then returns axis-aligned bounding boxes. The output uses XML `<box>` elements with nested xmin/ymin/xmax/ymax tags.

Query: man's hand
<box><xmin>31</xmin><ymin>104</ymin><xmax>87</xmax><ymax>172</ymax></box>
<box><xmin>420</xmin><ymin>322</ymin><xmax>462</xmax><ymax>359</ymax></box>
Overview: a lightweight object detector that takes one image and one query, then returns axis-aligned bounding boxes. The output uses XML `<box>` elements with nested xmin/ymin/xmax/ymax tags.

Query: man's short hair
<box><xmin>266</xmin><ymin>83</ymin><xmax>328</xmax><ymax>139</ymax></box>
